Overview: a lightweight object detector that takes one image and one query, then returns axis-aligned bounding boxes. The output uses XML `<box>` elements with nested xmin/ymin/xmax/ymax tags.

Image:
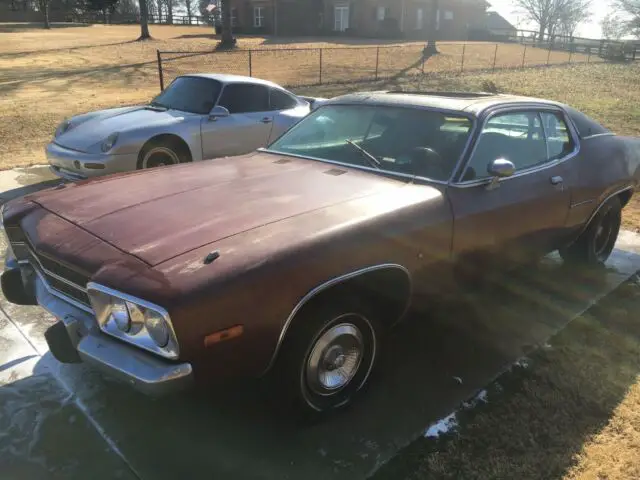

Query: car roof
<box><xmin>322</xmin><ymin>91</ymin><xmax>564</xmax><ymax>116</ymax></box>
<box><xmin>185</xmin><ymin>73</ymin><xmax>284</xmax><ymax>89</ymax></box>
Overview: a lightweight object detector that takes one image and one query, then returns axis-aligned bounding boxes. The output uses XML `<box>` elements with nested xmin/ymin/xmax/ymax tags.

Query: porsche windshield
<box><xmin>149</xmin><ymin>76</ymin><xmax>222</xmax><ymax>114</ymax></box>
<box><xmin>267</xmin><ymin>104</ymin><xmax>473</xmax><ymax>181</ymax></box>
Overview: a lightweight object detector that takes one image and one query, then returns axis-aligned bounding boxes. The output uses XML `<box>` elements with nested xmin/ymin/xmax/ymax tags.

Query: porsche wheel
<box><xmin>137</xmin><ymin>138</ymin><xmax>191</xmax><ymax>170</ymax></box>
<box><xmin>560</xmin><ymin>196</ymin><xmax>622</xmax><ymax>266</ymax></box>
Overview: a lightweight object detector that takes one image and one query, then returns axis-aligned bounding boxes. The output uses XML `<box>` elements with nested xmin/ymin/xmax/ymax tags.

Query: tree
<box><xmin>37</xmin><ymin>0</ymin><xmax>50</xmax><ymax>28</ymax></box>
<box><xmin>425</xmin><ymin>0</ymin><xmax>439</xmax><ymax>54</ymax></box>
<box><xmin>601</xmin><ymin>11</ymin><xmax>626</xmax><ymax>40</ymax></box>
<box><xmin>138</xmin><ymin>0</ymin><xmax>151</xmax><ymax>39</ymax></box>
<box><xmin>184</xmin><ymin>0</ymin><xmax>193</xmax><ymax>21</ymax></box>
<box><xmin>219</xmin><ymin>0</ymin><xmax>235</xmax><ymax>48</ymax></box>
<box><xmin>614</xmin><ymin>0</ymin><xmax>640</xmax><ymax>38</ymax></box>
<box><xmin>556</xmin><ymin>0</ymin><xmax>592</xmax><ymax>38</ymax></box>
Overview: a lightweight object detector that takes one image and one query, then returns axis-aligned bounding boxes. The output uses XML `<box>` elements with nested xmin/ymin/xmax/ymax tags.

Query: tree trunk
<box><xmin>167</xmin><ymin>0</ymin><xmax>173</xmax><ymax>24</ymax></box>
<box><xmin>426</xmin><ymin>0</ymin><xmax>439</xmax><ymax>54</ymax></box>
<box><xmin>42</xmin><ymin>0</ymin><xmax>50</xmax><ymax>29</ymax></box>
<box><xmin>138</xmin><ymin>0</ymin><xmax>152</xmax><ymax>39</ymax></box>
<box><xmin>220</xmin><ymin>0</ymin><xmax>235</xmax><ymax>48</ymax></box>
<box><xmin>538</xmin><ymin>24</ymin><xmax>546</xmax><ymax>44</ymax></box>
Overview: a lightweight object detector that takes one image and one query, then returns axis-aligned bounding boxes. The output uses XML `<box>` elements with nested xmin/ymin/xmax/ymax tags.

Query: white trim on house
<box><xmin>253</xmin><ymin>5</ymin><xmax>264</xmax><ymax>27</ymax></box>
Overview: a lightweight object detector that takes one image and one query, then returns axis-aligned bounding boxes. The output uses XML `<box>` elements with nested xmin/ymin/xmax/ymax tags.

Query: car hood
<box><xmin>56</xmin><ymin>106</ymin><xmax>190</xmax><ymax>152</ymax></box>
<box><xmin>27</xmin><ymin>153</ymin><xmax>409</xmax><ymax>266</ymax></box>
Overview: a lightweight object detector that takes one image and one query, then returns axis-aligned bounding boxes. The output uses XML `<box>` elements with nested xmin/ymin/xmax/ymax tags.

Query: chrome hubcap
<box><xmin>306</xmin><ymin>323</ymin><xmax>363</xmax><ymax>395</ymax></box>
<box><xmin>142</xmin><ymin>147</ymin><xmax>179</xmax><ymax>169</ymax></box>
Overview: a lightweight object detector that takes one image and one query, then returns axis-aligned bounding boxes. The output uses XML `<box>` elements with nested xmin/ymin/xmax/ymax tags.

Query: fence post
<box><xmin>492</xmin><ymin>43</ymin><xmax>498</xmax><ymax>72</ymax></box>
<box><xmin>547</xmin><ymin>44</ymin><xmax>552</xmax><ymax>66</ymax></box>
<box><xmin>461</xmin><ymin>43</ymin><xmax>466</xmax><ymax>73</ymax></box>
<box><xmin>375</xmin><ymin>46</ymin><xmax>380</xmax><ymax>81</ymax></box>
<box><xmin>587</xmin><ymin>48</ymin><xmax>591</xmax><ymax>63</ymax></box>
<box><xmin>157</xmin><ymin>50</ymin><xmax>164</xmax><ymax>91</ymax></box>
<box><xmin>319</xmin><ymin>48</ymin><xmax>323</xmax><ymax>84</ymax></box>
<box><xmin>633</xmin><ymin>46</ymin><xmax>637</xmax><ymax>61</ymax></box>
<box><xmin>248</xmin><ymin>50</ymin><xmax>252</xmax><ymax>77</ymax></box>
<box><xmin>568</xmin><ymin>48</ymin><xmax>572</xmax><ymax>64</ymax></box>
<box><xmin>522</xmin><ymin>44</ymin><xmax>527</xmax><ymax>68</ymax></box>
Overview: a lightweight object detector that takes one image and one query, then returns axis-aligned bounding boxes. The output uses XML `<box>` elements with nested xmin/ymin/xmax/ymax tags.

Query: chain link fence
<box><xmin>157</xmin><ymin>41</ymin><xmax>638</xmax><ymax>91</ymax></box>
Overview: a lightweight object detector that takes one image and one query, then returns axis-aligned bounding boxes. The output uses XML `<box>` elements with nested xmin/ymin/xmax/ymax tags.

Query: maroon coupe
<box><xmin>2</xmin><ymin>91</ymin><xmax>639</xmax><ymax>416</ymax></box>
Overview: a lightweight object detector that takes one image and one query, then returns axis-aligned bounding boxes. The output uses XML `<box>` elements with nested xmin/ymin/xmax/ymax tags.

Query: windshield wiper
<box><xmin>345</xmin><ymin>139</ymin><xmax>381</xmax><ymax>169</ymax></box>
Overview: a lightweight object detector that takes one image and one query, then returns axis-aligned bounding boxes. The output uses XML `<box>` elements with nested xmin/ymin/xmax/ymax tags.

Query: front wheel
<box><xmin>137</xmin><ymin>139</ymin><xmax>190</xmax><ymax>170</ymax></box>
<box><xmin>271</xmin><ymin>297</ymin><xmax>380</xmax><ymax>418</ymax></box>
<box><xmin>560</xmin><ymin>196</ymin><xmax>622</xmax><ymax>266</ymax></box>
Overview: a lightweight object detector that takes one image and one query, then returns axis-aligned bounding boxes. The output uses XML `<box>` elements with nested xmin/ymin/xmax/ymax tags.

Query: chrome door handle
<box><xmin>261</xmin><ymin>117</ymin><xmax>273</xmax><ymax>124</ymax></box>
<box><xmin>550</xmin><ymin>176</ymin><xmax>564</xmax><ymax>185</ymax></box>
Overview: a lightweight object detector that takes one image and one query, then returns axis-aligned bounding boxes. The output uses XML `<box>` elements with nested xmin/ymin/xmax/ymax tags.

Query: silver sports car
<box><xmin>46</xmin><ymin>74</ymin><xmax>323</xmax><ymax>181</ymax></box>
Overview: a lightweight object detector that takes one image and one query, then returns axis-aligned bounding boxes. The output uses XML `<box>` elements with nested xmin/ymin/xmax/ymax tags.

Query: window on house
<box><xmin>416</xmin><ymin>8</ymin><xmax>424</xmax><ymax>29</ymax></box>
<box><xmin>444</xmin><ymin>10</ymin><xmax>454</xmax><ymax>20</ymax></box>
<box><xmin>334</xmin><ymin>5</ymin><xmax>349</xmax><ymax>31</ymax></box>
<box><xmin>377</xmin><ymin>6</ymin><xmax>386</xmax><ymax>21</ymax></box>
<box><xmin>231</xmin><ymin>8</ymin><xmax>237</xmax><ymax>27</ymax></box>
<box><xmin>253</xmin><ymin>6</ymin><xmax>264</xmax><ymax>28</ymax></box>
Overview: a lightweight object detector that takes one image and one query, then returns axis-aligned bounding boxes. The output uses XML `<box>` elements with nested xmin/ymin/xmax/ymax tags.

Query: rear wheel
<box><xmin>137</xmin><ymin>138</ymin><xmax>190</xmax><ymax>170</ymax></box>
<box><xmin>271</xmin><ymin>296</ymin><xmax>381</xmax><ymax>419</ymax></box>
<box><xmin>560</xmin><ymin>196</ymin><xmax>622</xmax><ymax>266</ymax></box>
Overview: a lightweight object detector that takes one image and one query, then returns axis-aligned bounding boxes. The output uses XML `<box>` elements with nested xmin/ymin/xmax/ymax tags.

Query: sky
<box><xmin>486</xmin><ymin>0</ymin><xmax>615</xmax><ymax>39</ymax></box>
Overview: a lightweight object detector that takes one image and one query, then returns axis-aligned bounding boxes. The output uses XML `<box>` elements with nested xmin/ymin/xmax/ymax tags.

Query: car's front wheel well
<box><xmin>138</xmin><ymin>134</ymin><xmax>192</xmax><ymax>166</ymax></box>
<box><xmin>270</xmin><ymin>266</ymin><xmax>412</xmax><ymax>369</ymax></box>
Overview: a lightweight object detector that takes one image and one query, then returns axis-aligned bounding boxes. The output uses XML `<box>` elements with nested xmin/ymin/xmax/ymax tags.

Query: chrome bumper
<box><xmin>1</xmin><ymin>263</ymin><xmax>193</xmax><ymax>396</ymax></box>
<box><xmin>46</xmin><ymin>142</ymin><xmax>138</xmax><ymax>181</ymax></box>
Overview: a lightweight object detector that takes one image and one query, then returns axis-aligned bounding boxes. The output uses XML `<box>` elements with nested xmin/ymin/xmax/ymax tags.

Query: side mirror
<box><xmin>208</xmin><ymin>106</ymin><xmax>230</xmax><ymax>120</ymax></box>
<box><xmin>487</xmin><ymin>158</ymin><xmax>515</xmax><ymax>178</ymax></box>
<box><xmin>486</xmin><ymin>158</ymin><xmax>515</xmax><ymax>190</ymax></box>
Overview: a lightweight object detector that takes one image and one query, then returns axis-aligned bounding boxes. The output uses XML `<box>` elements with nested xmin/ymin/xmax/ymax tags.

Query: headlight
<box><xmin>55</xmin><ymin>119</ymin><xmax>72</xmax><ymax>138</ymax></box>
<box><xmin>145</xmin><ymin>310</ymin><xmax>170</xmax><ymax>347</ymax></box>
<box><xmin>101</xmin><ymin>133</ymin><xmax>119</xmax><ymax>152</ymax></box>
<box><xmin>87</xmin><ymin>283</ymin><xmax>179</xmax><ymax>359</ymax></box>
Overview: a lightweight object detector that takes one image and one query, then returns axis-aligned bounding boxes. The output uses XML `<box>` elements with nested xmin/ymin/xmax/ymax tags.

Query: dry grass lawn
<box><xmin>374</xmin><ymin>275</ymin><xmax>640</xmax><ymax>480</ymax></box>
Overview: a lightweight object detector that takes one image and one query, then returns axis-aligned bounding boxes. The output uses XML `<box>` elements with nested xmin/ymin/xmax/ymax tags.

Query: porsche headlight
<box><xmin>88</xmin><ymin>283</ymin><xmax>179</xmax><ymax>359</ymax></box>
<box><xmin>101</xmin><ymin>133</ymin><xmax>119</xmax><ymax>153</ymax></box>
<box><xmin>55</xmin><ymin>119</ymin><xmax>72</xmax><ymax>138</ymax></box>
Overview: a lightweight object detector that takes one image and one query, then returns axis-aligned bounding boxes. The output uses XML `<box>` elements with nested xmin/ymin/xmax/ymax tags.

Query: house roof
<box><xmin>485</xmin><ymin>11</ymin><xmax>516</xmax><ymax>31</ymax></box>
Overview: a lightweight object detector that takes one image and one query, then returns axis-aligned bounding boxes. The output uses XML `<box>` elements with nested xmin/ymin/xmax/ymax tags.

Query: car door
<box><xmin>200</xmin><ymin>83</ymin><xmax>274</xmax><ymax>159</ymax></box>
<box><xmin>447</xmin><ymin>108</ymin><xmax>577</xmax><ymax>266</ymax></box>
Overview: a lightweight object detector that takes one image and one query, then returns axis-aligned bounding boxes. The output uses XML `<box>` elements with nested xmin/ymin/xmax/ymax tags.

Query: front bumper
<box><xmin>46</xmin><ymin>142</ymin><xmax>139</xmax><ymax>181</ymax></box>
<box><xmin>1</xmin><ymin>261</ymin><xmax>193</xmax><ymax>396</ymax></box>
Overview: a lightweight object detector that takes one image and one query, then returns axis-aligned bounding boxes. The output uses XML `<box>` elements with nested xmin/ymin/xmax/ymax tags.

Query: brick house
<box><xmin>230</xmin><ymin>0</ymin><xmax>488</xmax><ymax>39</ymax></box>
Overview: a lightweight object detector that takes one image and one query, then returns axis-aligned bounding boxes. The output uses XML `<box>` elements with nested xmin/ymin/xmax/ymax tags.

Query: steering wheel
<box><xmin>409</xmin><ymin>147</ymin><xmax>450</xmax><ymax>180</ymax></box>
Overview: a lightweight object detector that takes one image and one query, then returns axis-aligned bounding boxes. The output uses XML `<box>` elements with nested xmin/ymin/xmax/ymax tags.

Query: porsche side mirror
<box><xmin>208</xmin><ymin>106</ymin><xmax>230</xmax><ymax>121</ymax></box>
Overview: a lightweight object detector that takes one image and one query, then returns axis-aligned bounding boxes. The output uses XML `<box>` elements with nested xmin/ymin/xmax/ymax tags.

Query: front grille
<box><xmin>9</xmin><ymin>225</ymin><xmax>92</xmax><ymax>308</ymax></box>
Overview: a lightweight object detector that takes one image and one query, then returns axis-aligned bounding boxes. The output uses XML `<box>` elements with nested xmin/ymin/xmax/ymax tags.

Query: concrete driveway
<box><xmin>1</xmin><ymin>166</ymin><xmax>640</xmax><ymax>479</ymax></box>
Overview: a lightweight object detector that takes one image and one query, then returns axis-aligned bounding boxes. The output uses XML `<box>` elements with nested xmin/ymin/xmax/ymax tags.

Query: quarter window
<box><xmin>270</xmin><ymin>89</ymin><xmax>298</xmax><ymax>111</ymax></box>
<box><xmin>541</xmin><ymin>112</ymin><xmax>575</xmax><ymax>160</ymax></box>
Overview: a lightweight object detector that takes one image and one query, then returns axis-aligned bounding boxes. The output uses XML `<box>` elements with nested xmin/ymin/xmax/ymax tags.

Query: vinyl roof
<box><xmin>323</xmin><ymin>91</ymin><xmax>564</xmax><ymax>116</ymax></box>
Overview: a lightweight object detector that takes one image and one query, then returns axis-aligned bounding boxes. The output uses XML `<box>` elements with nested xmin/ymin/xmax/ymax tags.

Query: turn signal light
<box><xmin>204</xmin><ymin>325</ymin><xmax>244</xmax><ymax>348</ymax></box>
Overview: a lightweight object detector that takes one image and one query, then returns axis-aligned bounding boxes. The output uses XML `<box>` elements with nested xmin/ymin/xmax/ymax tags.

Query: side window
<box><xmin>541</xmin><ymin>112</ymin><xmax>575</xmax><ymax>160</ymax></box>
<box><xmin>217</xmin><ymin>84</ymin><xmax>269</xmax><ymax>114</ymax></box>
<box><xmin>270</xmin><ymin>89</ymin><xmax>299</xmax><ymax>111</ymax></box>
<box><xmin>463</xmin><ymin>111</ymin><xmax>549</xmax><ymax>181</ymax></box>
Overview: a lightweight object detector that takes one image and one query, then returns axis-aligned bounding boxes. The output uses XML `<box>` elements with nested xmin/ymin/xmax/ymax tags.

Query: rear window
<box><xmin>565</xmin><ymin>107</ymin><xmax>610</xmax><ymax>138</ymax></box>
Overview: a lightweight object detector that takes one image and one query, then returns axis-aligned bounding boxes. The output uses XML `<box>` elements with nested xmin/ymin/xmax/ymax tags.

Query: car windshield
<box><xmin>267</xmin><ymin>104</ymin><xmax>473</xmax><ymax>181</ymax></box>
<box><xmin>149</xmin><ymin>76</ymin><xmax>222</xmax><ymax>114</ymax></box>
